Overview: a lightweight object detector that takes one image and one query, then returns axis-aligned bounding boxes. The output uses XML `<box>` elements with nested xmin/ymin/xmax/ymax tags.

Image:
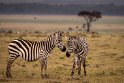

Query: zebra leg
<box><xmin>71</xmin><ymin>58</ymin><xmax>77</xmax><ymax>76</ymax></box>
<box><xmin>78</xmin><ymin>60</ymin><xmax>82</xmax><ymax>75</ymax></box>
<box><xmin>6</xmin><ymin>55</ymin><xmax>19</xmax><ymax>78</ymax></box>
<box><xmin>44</xmin><ymin>59</ymin><xmax>49</xmax><ymax>78</ymax></box>
<box><xmin>40</xmin><ymin>59</ymin><xmax>45</xmax><ymax>78</ymax></box>
<box><xmin>83</xmin><ymin>59</ymin><xmax>86</xmax><ymax>76</ymax></box>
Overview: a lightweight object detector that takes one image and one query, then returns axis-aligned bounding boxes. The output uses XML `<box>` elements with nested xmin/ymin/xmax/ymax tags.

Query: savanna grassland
<box><xmin>0</xmin><ymin>15</ymin><xmax>124</xmax><ymax>83</ymax></box>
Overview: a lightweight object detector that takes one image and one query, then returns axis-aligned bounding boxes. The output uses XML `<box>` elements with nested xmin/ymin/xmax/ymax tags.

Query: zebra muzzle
<box><xmin>61</xmin><ymin>46</ymin><xmax>66</xmax><ymax>52</ymax></box>
<box><xmin>66</xmin><ymin>51</ymin><xmax>70</xmax><ymax>57</ymax></box>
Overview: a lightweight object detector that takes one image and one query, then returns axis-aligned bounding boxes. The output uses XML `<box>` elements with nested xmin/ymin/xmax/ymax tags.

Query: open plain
<box><xmin>0</xmin><ymin>15</ymin><xmax>124</xmax><ymax>83</ymax></box>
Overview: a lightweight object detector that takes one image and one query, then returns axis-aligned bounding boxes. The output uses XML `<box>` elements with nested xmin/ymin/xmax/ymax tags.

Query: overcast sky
<box><xmin>0</xmin><ymin>0</ymin><xmax>123</xmax><ymax>5</ymax></box>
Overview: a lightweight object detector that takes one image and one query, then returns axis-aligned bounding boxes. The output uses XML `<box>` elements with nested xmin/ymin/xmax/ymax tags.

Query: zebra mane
<box><xmin>46</xmin><ymin>31</ymin><xmax>64</xmax><ymax>41</ymax></box>
<box><xmin>47</xmin><ymin>33</ymin><xmax>55</xmax><ymax>42</ymax></box>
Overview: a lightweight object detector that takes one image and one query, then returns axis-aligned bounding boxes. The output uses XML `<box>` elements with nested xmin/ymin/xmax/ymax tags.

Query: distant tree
<box><xmin>8</xmin><ymin>30</ymin><xmax>13</xmax><ymax>34</ymax></box>
<box><xmin>78</xmin><ymin>10</ymin><xmax>102</xmax><ymax>32</ymax></box>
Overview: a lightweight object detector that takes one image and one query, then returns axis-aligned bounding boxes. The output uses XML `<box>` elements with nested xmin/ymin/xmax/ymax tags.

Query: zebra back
<box><xmin>66</xmin><ymin>36</ymin><xmax>89</xmax><ymax>58</ymax></box>
<box><xmin>8</xmin><ymin>31</ymin><xmax>66</xmax><ymax>61</ymax></box>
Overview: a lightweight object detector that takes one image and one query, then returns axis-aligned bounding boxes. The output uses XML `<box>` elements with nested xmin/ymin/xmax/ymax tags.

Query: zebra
<box><xmin>66</xmin><ymin>36</ymin><xmax>89</xmax><ymax>76</ymax></box>
<box><xmin>6</xmin><ymin>31</ymin><xmax>66</xmax><ymax>78</ymax></box>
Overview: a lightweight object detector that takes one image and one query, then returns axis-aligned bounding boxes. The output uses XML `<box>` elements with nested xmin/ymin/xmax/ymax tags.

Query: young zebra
<box><xmin>66</xmin><ymin>36</ymin><xmax>89</xmax><ymax>76</ymax></box>
<box><xmin>6</xmin><ymin>31</ymin><xmax>66</xmax><ymax>78</ymax></box>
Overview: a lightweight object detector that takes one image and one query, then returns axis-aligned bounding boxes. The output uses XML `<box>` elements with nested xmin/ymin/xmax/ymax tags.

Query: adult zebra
<box><xmin>66</xmin><ymin>36</ymin><xmax>89</xmax><ymax>76</ymax></box>
<box><xmin>6</xmin><ymin>31</ymin><xmax>66</xmax><ymax>78</ymax></box>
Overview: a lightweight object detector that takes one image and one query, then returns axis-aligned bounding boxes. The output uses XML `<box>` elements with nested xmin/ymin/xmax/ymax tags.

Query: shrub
<box><xmin>59</xmin><ymin>57</ymin><xmax>65</xmax><ymax>59</ymax></box>
<box><xmin>91</xmin><ymin>32</ymin><xmax>101</xmax><ymax>38</ymax></box>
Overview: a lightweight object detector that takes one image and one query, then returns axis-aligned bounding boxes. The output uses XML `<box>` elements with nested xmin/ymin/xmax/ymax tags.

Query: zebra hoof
<box><xmin>66</xmin><ymin>52</ymin><xmax>70</xmax><ymax>57</ymax></box>
<box><xmin>6</xmin><ymin>75</ymin><xmax>12</xmax><ymax>78</ymax></box>
<box><xmin>78</xmin><ymin>72</ymin><xmax>81</xmax><ymax>76</ymax></box>
<box><xmin>6</xmin><ymin>73</ymin><xmax>12</xmax><ymax>78</ymax></box>
<box><xmin>44</xmin><ymin>74</ymin><xmax>49</xmax><ymax>78</ymax></box>
<box><xmin>71</xmin><ymin>72</ymin><xmax>74</xmax><ymax>76</ymax></box>
<box><xmin>41</xmin><ymin>74</ymin><xmax>49</xmax><ymax>79</ymax></box>
<box><xmin>41</xmin><ymin>74</ymin><xmax>44</xmax><ymax>78</ymax></box>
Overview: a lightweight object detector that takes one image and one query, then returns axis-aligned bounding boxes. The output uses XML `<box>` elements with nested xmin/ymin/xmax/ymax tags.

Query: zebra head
<box><xmin>47</xmin><ymin>31</ymin><xmax>66</xmax><ymax>52</ymax></box>
<box><xmin>66</xmin><ymin>36</ymin><xmax>78</xmax><ymax>57</ymax></box>
<box><xmin>54</xmin><ymin>31</ymin><xmax>66</xmax><ymax>52</ymax></box>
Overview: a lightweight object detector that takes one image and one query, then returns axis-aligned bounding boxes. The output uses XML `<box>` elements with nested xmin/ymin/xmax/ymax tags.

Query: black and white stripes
<box><xmin>6</xmin><ymin>31</ymin><xmax>90</xmax><ymax>78</ymax></box>
<box><xmin>6</xmin><ymin>31</ymin><xmax>66</xmax><ymax>78</ymax></box>
<box><xmin>66</xmin><ymin>36</ymin><xmax>89</xmax><ymax>76</ymax></box>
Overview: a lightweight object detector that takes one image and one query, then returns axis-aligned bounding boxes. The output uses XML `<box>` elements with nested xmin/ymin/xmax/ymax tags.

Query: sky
<box><xmin>0</xmin><ymin>0</ymin><xmax>123</xmax><ymax>5</ymax></box>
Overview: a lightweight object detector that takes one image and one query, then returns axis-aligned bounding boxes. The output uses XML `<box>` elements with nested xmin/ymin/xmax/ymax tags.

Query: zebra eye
<box><xmin>60</xmin><ymin>33</ymin><xmax>62</xmax><ymax>36</ymax></box>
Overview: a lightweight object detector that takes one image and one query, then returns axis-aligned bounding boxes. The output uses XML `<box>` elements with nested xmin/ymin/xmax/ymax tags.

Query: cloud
<box><xmin>0</xmin><ymin>0</ymin><xmax>44</xmax><ymax>3</ymax></box>
<box><xmin>0</xmin><ymin>0</ymin><xmax>123</xmax><ymax>5</ymax></box>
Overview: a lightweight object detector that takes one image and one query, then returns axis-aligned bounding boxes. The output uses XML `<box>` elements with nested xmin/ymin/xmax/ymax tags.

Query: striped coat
<box><xmin>66</xmin><ymin>36</ymin><xmax>89</xmax><ymax>76</ymax></box>
<box><xmin>6</xmin><ymin>31</ymin><xmax>66</xmax><ymax>78</ymax></box>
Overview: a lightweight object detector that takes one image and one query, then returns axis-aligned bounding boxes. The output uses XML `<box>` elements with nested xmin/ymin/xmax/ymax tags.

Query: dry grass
<box><xmin>0</xmin><ymin>15</ymin><xmax>124</xmax><ymax>83</ymax></box>
<box><xmin>0</xmin><ymin>33</ymin><xmax>124</xmax><ymax>83</ymax></box>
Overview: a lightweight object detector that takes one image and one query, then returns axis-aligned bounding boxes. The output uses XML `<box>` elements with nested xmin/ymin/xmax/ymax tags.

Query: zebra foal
<box><xmin>66</xmin><ymin>36</ymin><xmax>89</xmax><ymax>76</ymax></box>
<box><xmin>6</xmin><ymin>31</ymin><xmax>66</xmax><ymax>78</ymax></box>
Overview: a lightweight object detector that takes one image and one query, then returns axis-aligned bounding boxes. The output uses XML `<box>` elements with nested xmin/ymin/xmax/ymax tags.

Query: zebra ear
<box><xmin>64</xmin><ymin>32</ymin><xmax>70</xmax><ymax>41</ymax></box>
<box><xmin>60</xmin><ymin>31</ymin><xmax>64</xmax><ymax>36</ymax></box>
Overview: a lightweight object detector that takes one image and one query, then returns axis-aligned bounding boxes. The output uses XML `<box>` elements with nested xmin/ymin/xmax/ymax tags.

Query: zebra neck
<box><xmin>39</xmin><ymin>40</ymin><xmax>55</xmax><ymax>53</ymax></box>
<box><xmin>48</xmin><ymin>40</ymin><xmax>55</xmax><ymax>51</ymax></box>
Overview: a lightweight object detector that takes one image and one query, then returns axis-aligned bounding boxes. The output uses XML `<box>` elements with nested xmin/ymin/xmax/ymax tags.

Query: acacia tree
<box><xmin>78</xmin><ymin>11</ymin><xmax>102</xmax><ymax>32</ymax></box>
